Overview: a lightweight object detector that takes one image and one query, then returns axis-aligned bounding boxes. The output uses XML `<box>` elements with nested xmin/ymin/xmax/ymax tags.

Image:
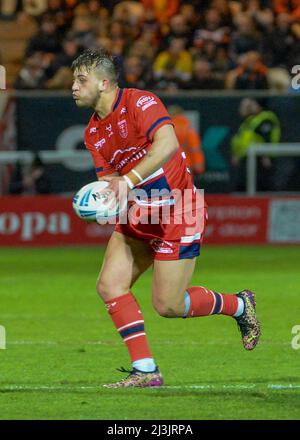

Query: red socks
<box><xmin>105</xmin><ymin>292</ymin><xmax>153</xmax><ymax>363</ymax></box>
<box><xmin>185</xmin><ymin>286</ymin><xmax>238</xmax><ymax>317</ymax></box>
<box><xmin>105</xmin><ymin>288</ymin><xmax>238</xmax><ymax>364</ymax></box>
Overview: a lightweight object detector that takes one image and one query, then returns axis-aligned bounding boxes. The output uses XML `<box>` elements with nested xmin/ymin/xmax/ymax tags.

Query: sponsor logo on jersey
<box><xmin>117</xmin><ymin>119</ymin><xmax>128</xmax><ymax>138</ymax></box>
<box><xmin>120</xmin><ymin>106</ymin><xmax>127</xmax><ymax>115</ymax></box>
<box><xmin>109</xmin><ymin>147</ymin><xmax>147</xmax><ymax>171</ymax></box>
<box><xmin>95</xmin><ymin>138</ymin><xmax>106</xmax><ymax>149</ymax></box>
<box><xmin>106</xmin><ymin>124</ymin><xmax>114</xmax><ymax>137</ymax></box>
<box><xmin>136</xmin><ymin>95</ymin><xmax>157</xmax><ymax>111</ymax></box>
<box><xmin>89</xmin><ymin>127</ymin><xmax>98</xmax><ymax>134</ymax></box>
<box><xmin>109</xmin><ymin>146</ymin><xmax>138</xmax><ymax>165</ymax></box>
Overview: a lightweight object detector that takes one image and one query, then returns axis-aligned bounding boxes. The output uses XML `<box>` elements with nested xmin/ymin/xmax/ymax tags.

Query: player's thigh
<box><xmin>97</xmin><ymin>231</ymin><xmax>153</xmax><ymax>301</ymax></box>
<box><xmin>152</xmin><ymin>258</ymin><xmax>196</xmax><ymax>317</ymax></box>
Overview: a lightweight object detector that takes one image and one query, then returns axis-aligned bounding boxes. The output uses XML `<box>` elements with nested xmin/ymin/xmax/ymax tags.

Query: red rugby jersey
<box><xmin>84</xmin><ymin>88</ymin><xmax>194</xmax><ymax>195</ymax></box>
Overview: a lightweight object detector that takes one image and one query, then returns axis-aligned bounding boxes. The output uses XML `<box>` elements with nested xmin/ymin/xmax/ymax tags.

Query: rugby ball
<box><xmin>72</xmin><ymin>181</ymin><xmax>127</xmax><ymax>222</ymax></box>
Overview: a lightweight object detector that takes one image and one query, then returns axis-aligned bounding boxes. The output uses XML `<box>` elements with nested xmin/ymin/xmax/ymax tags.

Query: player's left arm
<box><xmin>130</xmin><ymin>124</ymin><xmax>179</xmax><ymax>181</ymax></box>
<box><xmin>100</xmin><ymin>124</ymin><xmax>179</xmax><ymax>196</ymax></box>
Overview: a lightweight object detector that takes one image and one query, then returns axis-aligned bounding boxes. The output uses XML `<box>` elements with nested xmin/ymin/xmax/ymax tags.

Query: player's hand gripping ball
<box><xmin>72</xmin><ymin>181</ymin><xmax>127</xmax><ymax>223</ymax></box>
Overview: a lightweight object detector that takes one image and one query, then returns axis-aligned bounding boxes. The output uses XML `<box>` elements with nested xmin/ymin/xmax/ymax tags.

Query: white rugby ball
<box><xmin>72</xmin><ymin>181</ymin><xmax>127</xmax><ymax>222</ymax></box>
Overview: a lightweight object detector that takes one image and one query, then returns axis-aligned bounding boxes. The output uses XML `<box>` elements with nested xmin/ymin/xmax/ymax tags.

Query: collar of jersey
<box><xmin>112</xmin><ymin>88</ymin><xmax>123</xmax><ymax>112</ymax></box>
<box><xmin>93</xmin><ymin>88</ymin><xmax>123</xmax><ymax>123</ymax></box>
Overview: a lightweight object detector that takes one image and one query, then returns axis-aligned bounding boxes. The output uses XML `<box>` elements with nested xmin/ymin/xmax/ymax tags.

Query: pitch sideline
<box><xmin>0</xmin><ymin>384</ymin><xmax>299</xmax><ymax>392</ymax></box>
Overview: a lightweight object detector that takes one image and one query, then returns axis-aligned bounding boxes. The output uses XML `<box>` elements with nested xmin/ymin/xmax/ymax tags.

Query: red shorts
<box><xmin>115</xmin><ymin>195</ymin><xmax>207</xmax><ymax>261</ymax></box>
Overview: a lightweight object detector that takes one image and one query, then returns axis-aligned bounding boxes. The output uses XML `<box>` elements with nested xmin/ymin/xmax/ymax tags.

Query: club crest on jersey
<box><xmin>117</xmin><ymin>119</ymin><xmax>128</xmax><ymax>138</ymax></box>
<box><xmin>136</xmin><ymin>95</ymin><xmax>157</xmax><ymax>111</ymax></box>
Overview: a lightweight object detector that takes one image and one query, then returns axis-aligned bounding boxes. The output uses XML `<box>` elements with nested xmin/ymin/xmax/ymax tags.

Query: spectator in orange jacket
<box><xmin>225</xmin><ymin>51</ymin><xmax>269</xmax><ymax>89</ymax></box>
<box><xmin>168</xmin><ymin>105</ymin><xmax>205</xmax><ymax>175</ymax></box>
<box><xmin>273</xmin><ymin>0</ymin><xmax>300</xmax><ymax>21</ymax></box>
<box><xmin>141</xmin><ymin>0</ymin><xmax>179</xmax><ymax>25</ymax></box>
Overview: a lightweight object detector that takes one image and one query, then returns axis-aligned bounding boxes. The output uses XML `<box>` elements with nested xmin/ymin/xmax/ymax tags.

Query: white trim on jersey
<box><xmin>180</xmin><ymin>232</ymin><xmax>201</xmax><ymax>244</ymax></box>
<box><xmin>139</xmin><ymin>168</ymin><xmax>164</xmax><ymax>185</ymax></box>
<box><xmin>135</xmin><ymin>198</ymin><xmax>175</xmax><ymax>207</ymax></box>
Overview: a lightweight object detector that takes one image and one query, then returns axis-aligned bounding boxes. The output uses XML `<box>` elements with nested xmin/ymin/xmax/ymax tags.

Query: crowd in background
<box><xmin>1</xmin><ymin>0</ymin><xmax>299</xmax><ymax>91</ymax></box>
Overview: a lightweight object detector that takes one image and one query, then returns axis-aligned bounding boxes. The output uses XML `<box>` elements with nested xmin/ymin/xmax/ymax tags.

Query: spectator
<box><xmin>153</xmin><ymin>37</ymin><xmax>193</xmax><ymax>85</ymax></box>
<box><xmin>121</xmin><ymin>56</ymin><xmax>150</xmax><ymax>89</ymax></box>
<box><xmin>99</xmin><ymin>0</ymin><xmax>120</xmax><ymax>14</ymax></box>
<box><xmin>273</xmin><ymin>0</ymin><xmax>300</xmax><ymax>21</ymax></box>
<box><xmin>151</xmin><ymin>64</ymin><xmax>181</xmax><ymax>91</ymax></box>
<box><xmin>46</xmin><ymin>66</ymin><xmax>74</xmax><ymax>89</ymax></box>
<box><xmin>245</xmin><ymin>0</ymin><xmax>274</xmax><ymax>33</ymax></box>
<box><xmin>23</xmin><ymin>0</ymin><xmax>48</xmax><ymax>17</ymax></box>
<box><xmin>45</xmin><ymin>36</ymin><xmax>80</xmax><ymax>79</ymax></box>
<box><xmin>68</xmin><ymin>14</ymin><xmax>97</xmax><ymax>50</ymax></box>
<box><xmin>169</xmin><ymin>105</ymin><xmax>205</xmax><ymax>177</ymax></box>
<box><xmin>128</xmin><ymin>38</ymin><xmax>156</xmax><ymax>65</ymax></box>
<box><xmin>287</xmin><ymin>20</ymin><xmax>300</xmax><ymax>70</ymax></box>
<box><xmin>14</xmin><ymin>52</ymin><xmax>47</xmax><ymax>89</ymax></box>
<box><xmin>112</xmin><ymin>1</ymin><xmax>144</xmax><ymax>26</ymax></box>
<box><xmin>9</xmin><ymin>154</ymin><xmax>52</xmax><ymax>195</ymax></box>
<box><xmin>230</xmin><ymin>98</ymin><xmax>281</xmax><ymax>191</ymax></box>
<box><xmin>263</xmin><ymin>12</ymin><xmax>294</xmax><ymax>67</ymax></box>
<box><xmin>179</xmin><ymin>3</ymin><xmax>199</xmax><ymax>30</ymax></box>
<box><xmin>87</xmin><ymin>0</ymin><xmax>106</xmax><ymax>16</ymax></box>
<box><xmin>230</xmin><ymin>13</ymin><xmax>262</xmax><ymax>58</ymax></box>
<box><xmin>140</xmin><ymin>7</ymin><xmax>161</xmax><ymax>34</ymax></box>
<box><xmin>161</xmin><ymin>13</ymin><xmax>193</xmax><ymax>50</ymax></box>
<box><xmin>183</xmin><ymin>58</ymin><xmax>224</xmax><ymax>89</ymax></box>
<box><xmin>225</xmin><ymin>51</ymin><xmax>269</xmax><ymax>89</ymax></box>
<box><xmin>104</xmin><ymin>20</ymin><xmax>126</xmax><ymax>54</ymax></box>
<box><xmin>193</xmin><ymin>39</ymin><xmax>231</xmax><ymax>77</ymax></box>
<box><xmin>194</xmin><ymin>8</ymin><xmax>230</xmax><ymax>49</ymax></box>
<box><xmin>135</xmin><ymin>27</ymin><xmax>160</xmax><ymax>54</ymax></box>
<box><xmin>11</xmin><ymin>0</ymin><xmax>300</xmax><ymax>91</ymax></box>
<box><xmin>141</xmin><ymin>0</ymin><xmax>179</xmax><ymax>25</ymax></box>
<box><xmin>26</xmin><ymin>14</ymin><xmax>61</xmax><ymax>57</ymax></box>
<box><xmin>211</xmin><ymin>0</ymin><xmax>233</xmax><ymax>26</ymax></box>
<box><xmin>0</xmin><ymin>0</ymin><xmax>19</xmax><ymax>20</ymax></box>
<box><xmin>47</xmin><ymin>0</ymin><xmax>64</xmax><ymax>16</ymax></box>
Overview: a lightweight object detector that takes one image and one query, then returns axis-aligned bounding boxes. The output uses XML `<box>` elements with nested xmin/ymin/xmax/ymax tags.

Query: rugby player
<box><xmin>72</xmin><ymin>49</ymin><xmax>260</xmax><ymax>388</ymax></box>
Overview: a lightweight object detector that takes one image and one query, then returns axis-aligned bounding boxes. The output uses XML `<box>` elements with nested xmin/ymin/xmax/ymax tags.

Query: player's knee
<box><xmin>96</xmin><ymin>275</ymin><xmax>129</xmax><ymax>302</ymax></box>
<box><xmin>152</xmin><ymin>298</ymin><xmax>179</xmax><ymax>318</ymax></box>
<box><xmin>96</xmin><ymin>277</ymin><xmax>108</xmax><ymax>300</ymax></box>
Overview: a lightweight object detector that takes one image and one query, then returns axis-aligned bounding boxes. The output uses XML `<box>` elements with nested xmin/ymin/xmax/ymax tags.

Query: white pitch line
<box><xmin>6</xmin><ymin>340</ymin><xmax>290</xmax><ymax>346</ymax></box>
<box><xmin>0</xmin><ymin>384</ymin><xmax>299</xmax><ymax>392</ymax></box>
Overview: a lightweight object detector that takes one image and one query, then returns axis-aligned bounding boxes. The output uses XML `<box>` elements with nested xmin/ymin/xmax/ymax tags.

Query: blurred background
<box><xmin>1</xmin><ymin>0</ymin><xmax>300</xmax><ymax>246</ymax></box>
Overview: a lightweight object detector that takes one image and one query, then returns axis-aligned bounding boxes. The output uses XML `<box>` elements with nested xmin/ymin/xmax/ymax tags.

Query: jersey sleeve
<box><xmin>131</xmin><ymin>90</ymin><xmax>173</xmax><ymax>142</ymax></box>
<box><xmin>84</xmin><ymin>129</ymin><xmax>115</xmax><ymax>178</ymax></box>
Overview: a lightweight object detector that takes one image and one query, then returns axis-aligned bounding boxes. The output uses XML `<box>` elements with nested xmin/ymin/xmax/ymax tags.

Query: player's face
<box><xmin>72</xmin><ymin>68</ymin><xmax>101</xmax><ymax>108</ymax></box>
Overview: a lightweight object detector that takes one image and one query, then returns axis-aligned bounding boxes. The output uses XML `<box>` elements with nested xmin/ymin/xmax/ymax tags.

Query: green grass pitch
<box><xmin>0</xmin><ymin>245</ymin><xmax>300</xmax><ymax>420</ymax></box>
